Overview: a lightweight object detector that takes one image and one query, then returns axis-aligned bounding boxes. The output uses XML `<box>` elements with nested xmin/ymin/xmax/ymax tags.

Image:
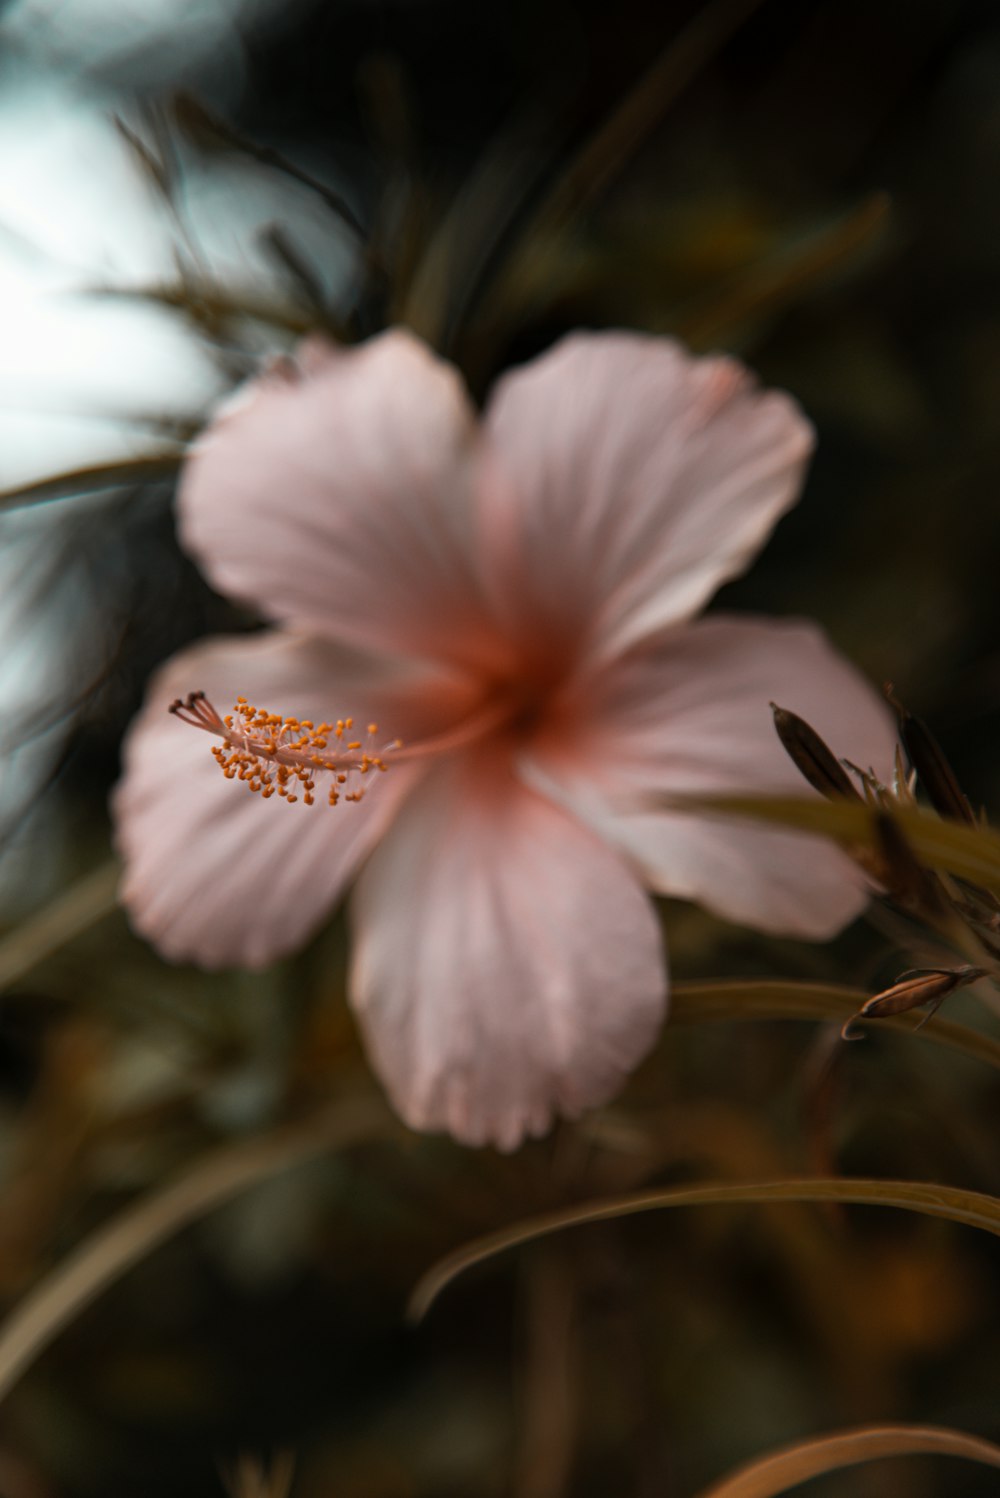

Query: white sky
<box><xmin>0</xmin><ymin>0</ymin><xmax>294</xmax><ymax>91</ymax></box>
<box><xmin>0</xmin><ymin>28</ymin><xmax>359</xmax><ymax>877</ymax></box>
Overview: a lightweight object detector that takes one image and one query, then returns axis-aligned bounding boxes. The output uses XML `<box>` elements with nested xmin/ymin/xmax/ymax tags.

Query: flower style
<box><xmin>114</xmin><ymin>330</ymin><xmax>896</xmax><ymax>1149</ymax></box>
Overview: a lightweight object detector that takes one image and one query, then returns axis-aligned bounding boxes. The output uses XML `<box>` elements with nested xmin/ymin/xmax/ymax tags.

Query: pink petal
<box><xmin>178</xmin><ymin>331</ymin><xmax>508</xmax><ymax>673</ymax></box>
<box><xmin>480</xmin><ymin>333</ymin><xmax>813</xmax><ymax>667</ymax></box>
<box><xmin>349</xmin><ymin>745</ymin><xmax>666</xmax><ymax>1150</ymax></box>
<box><xmin>113</xmin><ymin>632</ymin><xmax>474</xmax><ymax>967</ymax></box>
<box><xmin>530</xmin><ymin>615</ymin><xmax>898</xmax><ymax>939</ymax></box>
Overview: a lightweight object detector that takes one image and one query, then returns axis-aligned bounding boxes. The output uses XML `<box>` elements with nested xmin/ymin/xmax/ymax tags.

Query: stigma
<box><xmin>169</xmin><ymin>692</ymin><xmax>398</xmax><ymax>807</ymax></box>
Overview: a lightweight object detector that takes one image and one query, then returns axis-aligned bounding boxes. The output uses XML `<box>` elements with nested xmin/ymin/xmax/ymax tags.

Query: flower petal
<box><xmin>349</xmin><ymin>746</ymin><xmax>667</xmax><ymax>1150</ymax></box>
<box><xmin>178</xmin><ymin>331</ymin><xmax>506</xmax><ymax>672</ymax></box>
<box><xmin>480</xmin><ymin>332</ymin><xmax>813</xmax><ymax>666</ymax></box>
<box><xmin>112</xmin><ymin>631</ymin><xmax>473</xmax><ymax>967</ymax></box>
<box><xmin>529</xmin><ymin>615</ymin><xmax>898</xmax><ymax>939</ymax></box>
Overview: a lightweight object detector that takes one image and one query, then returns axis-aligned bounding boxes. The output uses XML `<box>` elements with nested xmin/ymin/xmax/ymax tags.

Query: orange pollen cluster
<box><xmin>168</xmin><ymin>691</ymin><xmax>399</xmax><ymax>807</ymax></box>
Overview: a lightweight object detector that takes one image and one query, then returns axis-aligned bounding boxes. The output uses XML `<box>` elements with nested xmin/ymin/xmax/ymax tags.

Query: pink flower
<box><xmin>114</xmin><ymin>330</ymin><xmax>895</xmax><ymax>1149</ymax></box>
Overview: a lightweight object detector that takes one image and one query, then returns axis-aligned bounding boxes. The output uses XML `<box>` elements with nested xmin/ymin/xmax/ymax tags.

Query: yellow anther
<box><xmin>175</xmin><ymin>691</ymin><xmax>395</xmax><ymax>812</ymax></box>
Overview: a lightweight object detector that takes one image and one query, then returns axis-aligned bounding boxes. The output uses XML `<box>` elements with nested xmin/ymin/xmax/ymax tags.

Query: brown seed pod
<box><xmin>770</xmin><ymin>703</ymin><xmax>862</xmax><ymax>802</ymax></box>
<box><xmin>885</xmin><ymin>684</ymin><xmax>977</xmax><ymax>826</ymax></box>
<box><xmin>841</xmin><ymin>964</ymin><xmax>987</xmax><ymax>1040</ymax></box>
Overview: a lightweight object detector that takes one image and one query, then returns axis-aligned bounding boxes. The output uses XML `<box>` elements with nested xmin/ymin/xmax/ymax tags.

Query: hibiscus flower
<box><xmin>113</xmin><ymin>329</ymin><xmax>895</xmax><ymax>1149</ymax></box>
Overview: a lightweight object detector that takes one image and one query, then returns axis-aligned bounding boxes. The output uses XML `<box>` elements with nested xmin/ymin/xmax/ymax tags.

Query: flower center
<box><xmin>169</xmin><ymin>692</ymin><xmax>396</xmax><ymax>807</ymax></box>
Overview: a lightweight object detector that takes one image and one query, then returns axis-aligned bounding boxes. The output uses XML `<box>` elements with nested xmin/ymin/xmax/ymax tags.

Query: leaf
<box><xmin>0</xmin><ymin>1095</ymin><xmax>395</xmax><ymax>1406</ymax></box>
<box><xmin>694</xmin><ymin>1423</ymin><xmax>1000</xmax><ymax>1498</ymax></box>
<box><xmin>677</xmin><ymin>794</ymin><xmax>1000</xmax><ymax>894</ymax></box>
<box><xmin>669</xmin><ymin>979</ymin><xmax>1000</xmax><ymax>1073</ymax></box>
<box><xmin>409</xmin><ymin>1176</ymin><xmax>1000</xmax><ymax>1322</ymax></box>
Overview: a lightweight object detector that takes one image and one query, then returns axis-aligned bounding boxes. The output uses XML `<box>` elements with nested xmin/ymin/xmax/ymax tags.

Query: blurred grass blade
<box><xmin>113</xmin><ymin>113</ymin><xmax>172</xmax><ymax>197</ymax></box>
<box><xmin>0</xmin><ymin>1096</ymin><xmax>394</xmax><ymax>1406</ymax></box>
<box><xmin>0</xmin><ymin>456</ymin><xmax>183</xmax><ymax>512</ymax></box>
<box><xmin>670</xmin><ymin>979</ymin><xmax>1000</xmax><ymax>1072</ymax></box>
<box><xmin>260</xmin><ymin>224</ymin><xmax>330</xmax><ymax>319</ymax></box>
<box><xmin>676</xmin><ymin>192</ymin><xmax>890</xmax><ymax>348</ymax></box>
<box><xmin>410</xmin><ymin>1176</ymin><xmax>1000</xmax><ymax>1322</ymax></box>
<box><xmin>0</xmin><ymin>861</ymin><xmax>120</xmax><ymax>996</ymax></box>
<box><xmin>694</xmin><ymin>1423</ymin><xmax>1000</xmax><ymax>1498</ymax></box>
<box><xmin>676</xmin><ymin>795</ymin><xmax>1000</xmax><ymax>893</ymax></box>
<box><xmin>474</xmin><ymin>0</ymin><xmax>765</xmax><ymax>340</ymax></box>
<box><xmin>88</xmin><ymin>280</ymin><xmax>326</xmax><ymax>337</ymax></box>
<box><xmin>400</xmin><ymin>102</ymin><xmax>566</xmax><ymax>350</ymax></box>
<box><xmin>524</xmin><ymin>0</ymin><xmax>765</xmax><ymax>238</ymax></box>
<box><xmin>170</xmin><ymin>92</ymin><xmax>368</xmax><ymax>245</ymax></box>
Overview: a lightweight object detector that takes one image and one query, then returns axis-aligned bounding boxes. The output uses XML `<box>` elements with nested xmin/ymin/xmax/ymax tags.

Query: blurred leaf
<box><xmin>670</xmin><ymin>979</ymin><xmax>1000</xmax><ymax>1072</ymax></box>
<box><xmin>676</xmin><ymin>795</ymin><xmax>1000</xmax><ymax>893</ymax></box>
<box><xmin>410</xmin><ymin>1176</ymin><xmax>1000</xmax><ymax>1322</ymax></box>
<box><xmin>694</xmin><ymin>1422</ymin><xmax>1000</xmax><ymax>1497</ymax></box>
<box><xmin>0</xmin><ymin>1094</ymin><xmax>396</xmax><ymax>1406</ymax></box>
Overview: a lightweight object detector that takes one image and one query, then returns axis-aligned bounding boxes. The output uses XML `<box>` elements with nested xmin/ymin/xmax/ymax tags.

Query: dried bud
<box><xmin>770</xmin><ymin>704</ymin><xmax>862</xmax><ymax>802</ymax></box>
<box><xmin>885</xmin><ymin>684</ymin><xmax>977</xmax><ymax>826</ymax></box>
<box><xmin>841</xmin><ymin>964</ymin><xmax>986</xmax><ymax>1040</ymax></box>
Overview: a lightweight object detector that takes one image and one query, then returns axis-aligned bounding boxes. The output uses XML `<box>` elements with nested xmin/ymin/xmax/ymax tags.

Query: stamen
<box><xmin>169</xmin><ymin>692</ymin><xmax>396</xmax><ymax>808</ymax></box>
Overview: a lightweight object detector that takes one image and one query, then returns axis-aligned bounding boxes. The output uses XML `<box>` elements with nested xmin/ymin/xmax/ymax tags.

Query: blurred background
<box><xmin>1</xmin><ymin>0</ymin><xmax>1000</xmax><ymax>1494</ymax></box>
